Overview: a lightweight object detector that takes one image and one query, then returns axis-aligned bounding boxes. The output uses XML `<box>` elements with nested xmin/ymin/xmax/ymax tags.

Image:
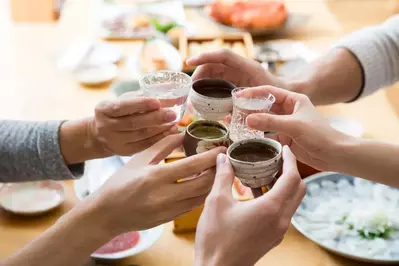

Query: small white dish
<box><xmin>0</xmin><ymin>181</ymin><xmax>65</xmax><ymax>216</ymax></box>
<box><xmin>91</xmin><ymin>225</ymin><xmax>164</xmax><ymax>260</ymax></box>
<box><xmin>85</xmin><ymin>42</ymin><xmax>122</xmax><ymax>66</ymax></box>
<box><xmin>328</xmin><ymin>117</ymin><xmax>364</xmax><ymax>138</ymax></box>
<box><xmin>74</xmin><ymin>64</ymin><xmax>118</xmax><ymax>86</ymax></box>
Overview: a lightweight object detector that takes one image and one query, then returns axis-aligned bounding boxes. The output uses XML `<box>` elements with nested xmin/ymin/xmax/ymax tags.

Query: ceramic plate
<box><xmin>0</xmin><ymin>181</ymin><xmax>65</xmax><ymax>215</ymax></box>
<box><xmin>292</xmin><ymin>172</ymin><xmax>399</xmax><ymax>264</ymax></box>
<box><xmin>91</xmin><ymin>225</ymin><xmax>164</xmax><ymax>260</ymax></box>
<box><xmin>203</xmin><ymin>11</ymin><xmax>309</xmax><ymax>37</ymax></box>
<box><xmin>74</xmin><ymin>64</ymin><xmax>118</xmax><ymax>86</ymax></box>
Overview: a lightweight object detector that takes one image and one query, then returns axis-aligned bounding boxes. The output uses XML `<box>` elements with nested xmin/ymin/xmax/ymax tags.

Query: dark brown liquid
<box><xmin>230</xmin><ymin>142</ymin><xmax>277</xmax><ymax>162</ymax></box>
<box><xmin>196</xmin><ymin>87</ymin><xmax>232</xmax><ymax>98</ymax></box>
<box><xmin>190</xmin><ymin>126</ymin><xmax>227</xmax><ymax>139</ymax></box>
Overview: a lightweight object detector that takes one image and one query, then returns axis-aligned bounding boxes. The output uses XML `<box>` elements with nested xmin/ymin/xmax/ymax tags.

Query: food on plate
<box><xmin>294</xmin><ymin>177</ymin><xmax>399</xmax><ymax>260</ymax></box>
<box><xmin>207</xmin><ymin>0</ymin><xmax>288</xmax><ymax>30</ymax></box>
<box><xmin>178</xmin><ymin>113</ymin><xmax>194</xmax><ymax>127</ymax></box>
<box><xmin>140</xmin><ymin>39</ymin><xmax>183</xmax><ymax>74</ymax></box>
<box><xmin>188</xmin><ymin>39</ymin><xmax>247</xmax><ymax>58</ymax></box>
<box><xmin>102</xmin><ymin>12</ymin><xmax>178</xmax><ymax>38</ymax></box>
<box><xmin>93</xmin><ymin>231</ymin><xmax>140</xmax><ymax>254</ymax></box>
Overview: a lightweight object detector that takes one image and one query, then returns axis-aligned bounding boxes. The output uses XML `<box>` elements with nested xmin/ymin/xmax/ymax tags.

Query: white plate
<box><xmin>328</xmin><ymin>117</ymin><xmax>364</xmax><ymax>137</ymax></box>
<box><xmin>74</xmin><ymin>64</ymin><xmax>118</xmax><ymax>85</ymax></box>
<box><xmin>84</xmin><ymin>42</ymin><xmax>122</xmax><ymax>66</ymax></box>
<box><xmin>0</xmin><ymin>181</ymin><xmax>65</xmax><ymax>216</ymax></box>
<box><xmin>292</xmin><ymin>172</ymin><xmax>399</xmax><ymax>264</ymax></box>
<box><xmin>91</xmin><ymin>225</ymin><xmax>164</xmax><ymax>260</ymax></box>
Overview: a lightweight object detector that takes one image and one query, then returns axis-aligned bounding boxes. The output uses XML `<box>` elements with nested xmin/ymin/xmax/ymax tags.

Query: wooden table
<box><xmin>1</xmin><ymin>0</ymin><xmax>399</xmax><ymax>265</ymax></box>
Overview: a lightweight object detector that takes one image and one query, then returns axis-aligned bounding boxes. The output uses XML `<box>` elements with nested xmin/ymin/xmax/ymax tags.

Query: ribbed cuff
<box><xmin>38</xmin><ymin>121</ymin><xmax>84</xmax><ymax>180</ymax></box>
<box><xmin>331</xmin><ymin>28</ymin><xmax>386</xmax><ymax>100</ymax></box>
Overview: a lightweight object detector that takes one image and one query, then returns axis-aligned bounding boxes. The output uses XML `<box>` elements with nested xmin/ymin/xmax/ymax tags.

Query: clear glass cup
<box><xmin>139</xmin><ymin>71</ymin><xmax>192</xmax><ymax>123</ymax></box>
<box><xmin>229</xmin><ymin>87</ymin><xmax>276</xmax><ymax>142</ymax></box>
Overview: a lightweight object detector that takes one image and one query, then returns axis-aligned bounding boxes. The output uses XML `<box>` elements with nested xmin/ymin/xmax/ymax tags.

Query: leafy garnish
<box><xmin>151</xmin><ymin>19</ymin><xmax>178</xmax><ymax>34</ymax></box>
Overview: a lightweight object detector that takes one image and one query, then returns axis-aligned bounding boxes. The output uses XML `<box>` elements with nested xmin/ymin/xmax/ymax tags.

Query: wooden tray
<box><xmin>178</xmin><ymin>33</ymin><xmax>255</xmax><ymax>72</ymax></box>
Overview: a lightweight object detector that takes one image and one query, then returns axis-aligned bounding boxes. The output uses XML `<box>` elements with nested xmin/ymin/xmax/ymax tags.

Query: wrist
<box><xmin>60</xmin><ymin>118</ymin><xmax>111</xmax><ymax>164</ymax></box>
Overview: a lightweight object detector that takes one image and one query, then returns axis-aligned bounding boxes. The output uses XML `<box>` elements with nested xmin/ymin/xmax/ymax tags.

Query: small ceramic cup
<box><xmin>190</xmin><ymin>78</ymin><xmax>236</xmax><ymax>120</ymax></box>
<box><xmin>227</xmin><ymin>138</ymin><xmax>282</xmax><ymax>188</ymax></box>
<box><xmin>183</xmin><ymin>120</ymin><xmax>230</xmax><ymax>157</ymax></box>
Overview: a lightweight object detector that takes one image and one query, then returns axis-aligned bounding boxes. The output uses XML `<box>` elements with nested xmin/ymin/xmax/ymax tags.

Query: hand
<box><xmin>88</xmin><ymin>92</ymin><xmax>179</xmax><ymax>157</ymax></box>
<box><xmin>187</xmin><ymin>49</ymin><xmax>286</xmax><ymax>88</ymax></box>
<box><xmin>244</xmin><ymin>86</ymin><xmax>351</xmax><ymax>171</ymax></box>
<box><xmin>195</xmin><ymin>147</ymin><xmax>305</xmax><ymax>266</ymax></box>
<box><xmin>89</xmin><ymin>133</ymin><xmax>226</xmax><ymax>235</ymax></box>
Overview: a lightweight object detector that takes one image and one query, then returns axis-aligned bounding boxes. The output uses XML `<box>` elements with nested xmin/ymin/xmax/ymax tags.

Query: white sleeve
<box><xmin>332</xmin><ymin>15</ymin><xmax>399</xmax><ymax>99</ymax></box>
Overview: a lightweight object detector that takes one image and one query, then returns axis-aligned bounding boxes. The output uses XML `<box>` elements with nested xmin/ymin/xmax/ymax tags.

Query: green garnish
<box><xmin>151</xmin><ymin>19</ymin><xmax>178</xmax><ymax>34</ymax></box>
<box><xmin>357</xmin><ymin>227</ymin><xmax>395</xmax><ymax>240</ymax></box>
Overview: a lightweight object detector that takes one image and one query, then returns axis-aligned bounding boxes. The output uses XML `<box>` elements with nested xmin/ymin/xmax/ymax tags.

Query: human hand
<box><xmin>244</xmin><ymin>86</ymin><xmax>351</xmax><ymax>171</ymax></box>
<box><xmin>195</xmin><ymin>147</ymin><xmax>305</xmax><ymax>266</ymax></box>
<box><xmin>88</xmin><ymin>92</ymin><xmax>179</xmax><ymax>157</ymax></box>
<box><xmin>187</xmin><ymin>49</ymin><xmax>286</xmax><ymax>88</ymax></box>
<box><xmin>90</xmin><ymin>133</ymin><xmax>226</xmax><ymax>235</ymax></box>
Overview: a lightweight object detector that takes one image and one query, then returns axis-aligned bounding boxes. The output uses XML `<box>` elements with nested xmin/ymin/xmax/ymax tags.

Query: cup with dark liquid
<box><xmin>183</xmin><ymin>120</ymin><xmax>230</xmax><ymax>157</ymax></box>
<box><xmin>190</xmin><ymin>78</ymin><xmax>236</xmax><ymax>120</ymax></box>
<box><xmin>227</xmin><ymin>138</ymin><xmax>282</xmax><ymax>192</ymax></box>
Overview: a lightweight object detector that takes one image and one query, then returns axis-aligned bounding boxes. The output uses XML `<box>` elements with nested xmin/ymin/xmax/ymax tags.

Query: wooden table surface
<box><xmin>1</xmin><ymin>0</ymin><xmax>399</xmax><ymax>265</ymax></box>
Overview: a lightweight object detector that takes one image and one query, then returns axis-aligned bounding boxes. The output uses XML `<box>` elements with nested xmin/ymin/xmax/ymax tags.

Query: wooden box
<box><xmin>178</xmin><ymin>33</ymin><xmax>255</xmax><ymax>73</ymax></box>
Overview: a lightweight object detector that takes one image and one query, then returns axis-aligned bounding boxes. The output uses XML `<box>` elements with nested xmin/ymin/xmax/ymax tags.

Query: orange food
<box><xmin>233</xmin><ymin>177</ymin><xmax>252</xmax><ymax>199</ymax></box>
<box><xmin>207</xmin><ymin>0</ymin><xmax>287</xmax><ymax>30</ymax></box>
<box><xmin>178</xmin><ymin>114</ymin><xmax>193</xmax><ymax>126</ymax></box>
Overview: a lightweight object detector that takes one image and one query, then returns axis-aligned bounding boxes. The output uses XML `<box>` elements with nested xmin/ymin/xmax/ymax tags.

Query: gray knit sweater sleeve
<box><xmin>0</xmin><ymin>120</ymin><xmax>84</xmax><ymax>183</ymax></box>
<box><xmin>332</xmin><ymin>15</ymin><xmax>399</xmax><ymax>99</ymax></box>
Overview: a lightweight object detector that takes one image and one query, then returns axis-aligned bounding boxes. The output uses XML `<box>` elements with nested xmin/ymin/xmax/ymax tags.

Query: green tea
<box><xmin>190</xmin><ymin>126</ymin><xmax>227</xmax><ymax>139</ymax></box>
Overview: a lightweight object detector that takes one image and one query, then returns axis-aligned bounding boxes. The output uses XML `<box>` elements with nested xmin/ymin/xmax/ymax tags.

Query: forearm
<box><xmin>332</xmin><ymin>137</ymin><xmax>399</xmax><ymax>188</ymax></box>
<box><xmin>286</xmin><ymin>48</ymin><xmax>363</xmax><ymax>105</ymax></box>
<box><xmin>3</xmin><ymin>196</ymin><xmax>112</xmax><ymax>266</ymax></box>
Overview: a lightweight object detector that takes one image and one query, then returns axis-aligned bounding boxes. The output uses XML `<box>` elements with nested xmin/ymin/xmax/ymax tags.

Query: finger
<box><xmin>171</xmin><ymin>194</ymin><xmax>208</xmax><ymax>217</ymax></box>
<box><xmin>175</xmin><ymin>167</ymin><xmax>216</xmax><ymax>201</ymax></box>
<box><xmin>108</xmin><ymin>124</ymin><xmax>175</xmax><ymax>143</ymax></box>
<box><xmin>187</xmin><ymin>49</ymin><xmax>254</xmax><ymax>70</ymax></box>
<box><xmin>246</xmin><ymin>113</ymin><xmax>299</xmax><ymax>137</ymax></box>
<box><xmin>191</xmin><ymin>63</ymin><xmax>226</xmax><ymax>81</ymax></box>
<box><xmin>124</xmin><ymin>128</ymin><xmax>180</xmax><ymax>163</ymax></box>
<box><xmin>268</xmin><ymin>146</ymin><xmax>301</xmax><ymax>202</ymax></box>
<box><xmin>209</xmin><ymin>153</ymin><xmax>235</xmax><ymax>198</ymax></box>
<box><xmin>105</xmin><ymin>109</ymin><xmax>177</xmax><ymax>131</ymax></box>
<box><xmin>158</xmin><ymin>146</ymin><xmax>227</xmax><ymax>182</ymax></box>
<box><xmin>95</xmin><ymin>97</ymin><xmax>161</xmax><ymax>118</ymax></box>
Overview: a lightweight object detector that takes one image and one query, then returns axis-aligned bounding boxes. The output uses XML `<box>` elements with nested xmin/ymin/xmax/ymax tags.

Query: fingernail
<box><xmin>149</xmin><ymin>100</ymin><xmax>160</xmax><ymax>109</ymax></box>
<box><xmin>165</xmin><ymin>110</ymin><xmax>177</xmax><ymax>122</ymax></box>
<box><xmin>247</xmin><ymin>115</ymin><xmax>260</xmax><ymax>127</ymax></box>
<box><xmin>217</xmin><ymin>153</ymin><xmax>226</xmax><ymax>167</ymax></box>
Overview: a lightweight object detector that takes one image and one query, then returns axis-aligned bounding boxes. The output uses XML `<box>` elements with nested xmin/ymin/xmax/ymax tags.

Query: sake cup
<box><xmin>227</xmin><ymin>138</ymin><xmax>282</xmax><ymax>188</ymax></box>
<box><xmin>183</xmin><ymin>120</ymin><xmax>230</xmax><ymax>157</ymax></box>
<box><xmin>190</xmin><ymin>78</ymin><xmax>236</xmax><ymax>120</ymax></box>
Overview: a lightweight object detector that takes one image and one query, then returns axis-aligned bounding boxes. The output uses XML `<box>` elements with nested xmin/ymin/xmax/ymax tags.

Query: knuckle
<box><xmin>219</xmin><ymin>48</ymin><xmax>232</xmax><ymax>57</ymax></box>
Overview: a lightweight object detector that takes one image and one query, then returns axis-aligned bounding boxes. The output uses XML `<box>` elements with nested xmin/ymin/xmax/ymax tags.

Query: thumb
<box><xmin>246</xmin><ymin>113</ymin><xmax>298</xmax><ymax>137</ymax></box>
<box><xmin>210</xmin><ymin>153</ymin><xmax>235</xmax><ymax>198</ymax></box>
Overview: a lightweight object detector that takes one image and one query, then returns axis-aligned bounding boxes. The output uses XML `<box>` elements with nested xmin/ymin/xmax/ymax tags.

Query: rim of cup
<box><xmin>186</xmin><ymin>120</ymin><xmax>229</xmax><ymax>141</ymax></box>
<box><xmin>231</xmin><ymin>87</ymin><xmax>276</xmax><ymax>104</ymax></box>
<box><xmin>192</xmin><ymin>78</ymin><xmax>236</xmax><ymax>100</ymax></box>
<box><xmin>139</xmin><ymin>70</ymin><xmax>192</xmax><ymax>88</ymax></box>
<box><xmin>227</xmin><ymin>138</ymin><xmax>282</xmax><ymax>165</ymax></box>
